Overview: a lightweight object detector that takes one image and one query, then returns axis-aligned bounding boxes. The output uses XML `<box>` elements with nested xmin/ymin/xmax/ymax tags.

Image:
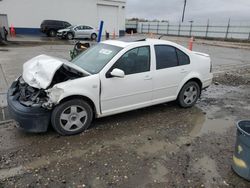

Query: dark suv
<box><xmin>40</xmin><ymin>20</ymin><xmax>71</xmax><ymax>37</ymax></box>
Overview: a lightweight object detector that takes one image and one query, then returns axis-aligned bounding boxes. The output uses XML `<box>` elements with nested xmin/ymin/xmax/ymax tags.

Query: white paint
<box><xmin>22</xmin><ymin>39</ymin><xmax>213</xmax><ymax>118</ymax></box>
<box><xmin>0</xmin><ymin>0</ymin><xmax>126</xmax><ymax>34</ymax></box>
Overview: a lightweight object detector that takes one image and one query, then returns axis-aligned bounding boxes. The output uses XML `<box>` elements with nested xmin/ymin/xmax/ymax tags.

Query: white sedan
<box><xmin>57</xmin><ymin>25</ymin><xmax>98</xmax><ymax>40</ymax></box>
<box><xmin>8</xmin><ymin>38</ymin><xmax>213</xmax><ymax>135</ymax></box>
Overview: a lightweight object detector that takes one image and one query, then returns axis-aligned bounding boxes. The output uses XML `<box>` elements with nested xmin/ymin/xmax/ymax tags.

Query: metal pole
<box><xmin>148</xmin><ymin>23</ymin><xmax>150</xmax><ymax>33</ymax></box>
<box><xmin>157</xmin><ymin>21</ymin><xmax>160</xmax><ymax>34</ymax></box>
<box><xmin>189</xmin><ymin>21</ymin><xmax>193</xmax><ymax>37</ymax></box>
<box><xmin>97</xmin><ymin>20</ymin><xmax>104</xmax><ymax>43</ymax></box>
<box><xmin>178</xmin><ymin>22</ymin><xmax>181</xmax><ymax>36</ymax></box>
<box><xmin>225</xmin><ymin>18</ymin><xmax>230</xmax><ymax>39</ymax></box>
<box><xmin>248</xmin><ymin>32</ymin><xmax>250</xmax><ymax>41</ymax></box>
<box><xmin>205</xmin><ymin>19</ymin><xmax>209</xmax><ymax>38</ymax></box>
<box><xmin>136</xmin><ymin>20</ymin><xmax>139</xmax><ymax>33</ymax></box>
<box><xmin>167</xmin><ymin>22</ymin><xmax>169</xmax><ymax>35</ymax></box>
<box><xmin>182</xmin><ymin>0</ymin><xmax>187</xmax><ymax>22</ymax></box>
<box><xmin>141</xmin><ymin>23</ymin><xmax>143</xmax><ymax>33</ymax></box>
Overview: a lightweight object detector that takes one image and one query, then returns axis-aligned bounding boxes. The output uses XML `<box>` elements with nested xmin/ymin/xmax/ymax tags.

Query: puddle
<box><xmin>137</xmin><ymin>141</ymin><xmax>177</xmax><ymax>156</ymax></box>
<box><xmin>190</xmin><ymin>117</ymin><xmax>234</xmax><ymax>137</ymax></box>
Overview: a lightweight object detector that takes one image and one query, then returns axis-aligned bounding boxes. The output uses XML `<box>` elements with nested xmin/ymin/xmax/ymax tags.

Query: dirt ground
<box><xmin>0</xmin><ymin>64</ymin><xmax>250</xmax><ymax>187</ymax></box>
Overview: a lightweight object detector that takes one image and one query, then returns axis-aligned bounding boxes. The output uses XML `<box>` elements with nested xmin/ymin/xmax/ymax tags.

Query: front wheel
<box><xmin>177</xmin><ymin>81</ymin><xmax>201</xmax><ymax>108</ymax></box>
<box><xmin>67</xmin><ymin>32</ymin><xmax>74</xmax><ymax>40</ymax></box>
<box><xmin>51</xmin><ymin>99</ymin><xmax>93</xmax><ymax>135</ymax></box>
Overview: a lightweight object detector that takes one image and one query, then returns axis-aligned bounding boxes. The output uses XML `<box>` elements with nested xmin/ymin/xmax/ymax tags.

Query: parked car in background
<box><xmin>57</xmin><ymin>25</ymin><xmax>98</xmax><ymax>40</ymax></box>
<box><xmin>40</xmin><ymin>20</ymin><xmax>71</xmax><ymax>37</ymax></box>
<box><xmin>8</xmin><ymin>38</ymin><xmax>213</xmax><ymax>136</ymax></box>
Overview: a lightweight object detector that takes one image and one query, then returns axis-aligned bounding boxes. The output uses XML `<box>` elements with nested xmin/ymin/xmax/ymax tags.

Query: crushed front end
<box><xmin>7</xmin><ymin>55</ymin><xmax>88</xmax><ymax>133</ymax></box>
<box><xmin>7</xmin><ymin>77</ymin><xmax>51</xmax><ymax>133</ymax></box>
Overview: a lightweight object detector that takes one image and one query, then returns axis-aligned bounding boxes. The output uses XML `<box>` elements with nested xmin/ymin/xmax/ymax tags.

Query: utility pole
<box><xmin>182</xmin><ymin>0</ymin><xmax>187</xmax><ymax>22</ymax></box>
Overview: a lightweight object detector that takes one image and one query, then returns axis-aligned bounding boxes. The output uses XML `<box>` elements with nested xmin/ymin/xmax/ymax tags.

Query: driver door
<box><xmin>100</xmin><ymin>46</ymin><xmax>153</xmax><ymax>116</ymax></box>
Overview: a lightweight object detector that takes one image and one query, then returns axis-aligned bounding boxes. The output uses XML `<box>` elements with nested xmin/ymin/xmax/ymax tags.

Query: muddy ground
<box><xmin>0</xmin><ymin>66</ymin><xmax>249</xmax><ymax>187</ymax></box>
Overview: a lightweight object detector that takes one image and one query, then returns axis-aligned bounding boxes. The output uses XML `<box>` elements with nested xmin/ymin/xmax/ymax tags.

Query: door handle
<box><xmin>144</xmin><ymin>75</ymin><xmax>152</xmax><ymax>80</ymax></box>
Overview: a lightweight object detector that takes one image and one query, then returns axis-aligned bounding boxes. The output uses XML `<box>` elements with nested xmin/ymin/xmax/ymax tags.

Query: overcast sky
<box><xmin>126</xmin><ymin>0</ymin><xmax>250</xmax><ymax>23</ymax></box>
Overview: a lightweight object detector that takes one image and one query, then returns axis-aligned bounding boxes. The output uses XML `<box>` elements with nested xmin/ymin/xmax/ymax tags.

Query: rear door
<box><xmin>152</xmin><ymin>45</ymin><xmax>191</xmax><ymax>104</ymax></box>
<box><xmin>74</xmin><ymin>26</ymin><xmax>84</xmax><ymax>38</ymax></box>
<box><xmin>81</xmin><ymin>26</ymin><xmax>93</xmax><ymax>37</ymax></box>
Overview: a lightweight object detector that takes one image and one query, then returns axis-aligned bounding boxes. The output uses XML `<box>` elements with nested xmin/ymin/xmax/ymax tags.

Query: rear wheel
<box><xmin>51</xmin><ymin>99</ymin><xmax>93</xmax><ymax>135</ymax></box>
<box><xmin>91</xmin><ymin>33</ymin><xmax>97</xmax><ymax>41</ymax></box>
<box><xmin>177</xmin><ymin>81</ymin><xmax>200</xmax><ymax>108</ymax></box>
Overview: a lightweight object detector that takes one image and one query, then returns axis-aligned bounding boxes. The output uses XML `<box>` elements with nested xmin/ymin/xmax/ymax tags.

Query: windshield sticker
<box><xmin>99</xmin><ymin>49</ymin><xmax>113</xmax><ymax>55</ymax></box>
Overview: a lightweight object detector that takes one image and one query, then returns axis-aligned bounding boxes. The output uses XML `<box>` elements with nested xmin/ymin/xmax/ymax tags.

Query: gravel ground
<box><xmin>0</xmin><ymin>67</ymin><xmax>250</xmax><ymax>188</ymax></box>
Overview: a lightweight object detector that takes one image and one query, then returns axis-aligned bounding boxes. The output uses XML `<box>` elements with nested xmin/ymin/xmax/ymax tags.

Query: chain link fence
<box><xmin>126</xmin><ymin>20</ymin><xmax>250</xmax><ymax>40</ymax></box>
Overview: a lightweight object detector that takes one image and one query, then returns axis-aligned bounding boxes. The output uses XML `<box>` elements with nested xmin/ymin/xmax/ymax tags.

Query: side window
<box><xmin>112</xmin><ymin>46</ymin><xmax>150</xmax><ymax>75</ymax></box>
<box><xmin>76</xmin><ymin>26</ymin><xmax>82</xmax><ymax>30</ymax></box>
<box><xmin>56</xmin><ymin>21</ymin><xmax>63</xmax><ymax>27</ymax></box>
<box><xmin>155</xmin><ymin>45</ymin><xmax>178</xmax><ymax>70</ymax></box>
<box><xmin>82</xmin><ymin>26</ymin><xmax>88</xmax><ymax>30</ymax></box>
<box><xmin>176</xmin><ymin>48</ymin><xmax>190</xmax><ymax>66</ymax></box>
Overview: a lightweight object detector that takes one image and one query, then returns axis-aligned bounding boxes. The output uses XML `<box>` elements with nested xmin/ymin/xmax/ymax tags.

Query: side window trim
<box><xmin>106</xmin><ymin>45</ymin><xmax>151</xmax><ymax>78</ymax></box>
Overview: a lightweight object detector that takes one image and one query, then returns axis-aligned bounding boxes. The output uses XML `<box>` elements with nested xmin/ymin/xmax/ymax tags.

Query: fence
<box><xmin>126</xmin><ymin>20</ymin><xmax>250</xmax><ymax>40</ymax></box>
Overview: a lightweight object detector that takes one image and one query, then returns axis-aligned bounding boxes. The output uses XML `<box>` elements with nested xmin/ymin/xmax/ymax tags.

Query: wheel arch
<box><xmin>177</xmin><ymin>77</ymin><xmax>203</xmax><ymax>98</ymax></box>
<box><xmin>67</xmin><ymin>32</ymin><xmax>75</xmax><ymax>39</ymax></box>
<box><xmin>58</xmin><ymin>95</ymin><xmax>97</xmax><ymax>118</ymax></box>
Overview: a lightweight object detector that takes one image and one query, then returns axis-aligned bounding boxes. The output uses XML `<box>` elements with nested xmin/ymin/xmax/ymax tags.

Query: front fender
<box><xmin>48</xmin><ymin>75</ymin><xmax>101</xmax><ymax>115</ymax></box>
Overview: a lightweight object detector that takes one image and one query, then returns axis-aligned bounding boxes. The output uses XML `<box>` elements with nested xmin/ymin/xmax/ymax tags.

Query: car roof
<box><xmin>101</xmin><ymin>37</ymin><xmax>186</xmax><ymax>50</ymax></box>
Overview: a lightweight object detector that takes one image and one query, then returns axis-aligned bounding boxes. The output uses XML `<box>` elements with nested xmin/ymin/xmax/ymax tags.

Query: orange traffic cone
<box><xmin>188</xmin><ymin>37</ymin><xmax>194</xmax><ymax>51</ymax></box>
<box><xmin>10</xmin><ymin>24</ymin><xmax>16</xmax><ymax>37</ymax></box>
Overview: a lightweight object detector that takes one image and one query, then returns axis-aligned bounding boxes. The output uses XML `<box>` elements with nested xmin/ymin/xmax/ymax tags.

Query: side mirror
<box><xmin>110</xmin><ymin>68</ymin><xmax>125</xmax><ymax>78</ymax></box>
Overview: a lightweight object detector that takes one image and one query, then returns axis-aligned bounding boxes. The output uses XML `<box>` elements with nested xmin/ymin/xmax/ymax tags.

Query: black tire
<box><xmin>91</xmin><ymin>33</ymin><xmax>97</xmax><ymax>41</ymax></box>
<box><xmin>49</xmin><ymin>29</ymin><xmax>56</xmax><ymax>37</ymax></box>
<box><xmin>67</xmin><ymin>32</ymin><xmax>74</xmax><ymax>40</ymax></box>
<box><xmin>51</xmin><ymin>99</ymin><xmax>93</xmax><ymax>136</ymax></box>
<box><xmin>177</xmin><ymin>81</ymin><xmax>201</xmax><ymax>108</ymax></box>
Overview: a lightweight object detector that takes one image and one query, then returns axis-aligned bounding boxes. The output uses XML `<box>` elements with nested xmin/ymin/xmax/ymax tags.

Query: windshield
<box><xmin>72</xmin><ymin>43</ymin><xmax>123</xmax><ymax>74</ymax></box>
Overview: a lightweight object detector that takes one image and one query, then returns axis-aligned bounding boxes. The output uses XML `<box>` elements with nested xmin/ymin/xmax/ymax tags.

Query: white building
<box><xmin>0</xmin><ymin>0</ymin><xmax>126</xmax><ymax>36</ymax></box>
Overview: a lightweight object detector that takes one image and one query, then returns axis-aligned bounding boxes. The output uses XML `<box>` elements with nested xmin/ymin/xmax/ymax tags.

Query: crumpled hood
<box><xmin>23</xmin><ymin>55</ymin><xmax>65</xmax><ymax>89</ymax></box>
<box><xmin>22</xmin><ymin>55</ymin><xmax>89</xmax><ymax>90</ymax></box>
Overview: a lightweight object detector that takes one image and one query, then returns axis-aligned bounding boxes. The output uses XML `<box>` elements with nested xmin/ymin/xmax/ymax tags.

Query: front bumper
<box><xmin>7</xmin><ymin>82</ymin><xmax>51</xmax><ymax>133</ymax></box>
<box><xmin>57</xmin><ymin>32</ymin><xmax>67</xmax><ymax>38</ymax></box>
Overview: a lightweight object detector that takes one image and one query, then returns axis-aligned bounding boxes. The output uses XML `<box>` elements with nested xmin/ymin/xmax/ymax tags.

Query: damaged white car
<box><xmin>8</xmin><ymin>38</ymin><xmax>213</xmax><ymax>135</ymax></box>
